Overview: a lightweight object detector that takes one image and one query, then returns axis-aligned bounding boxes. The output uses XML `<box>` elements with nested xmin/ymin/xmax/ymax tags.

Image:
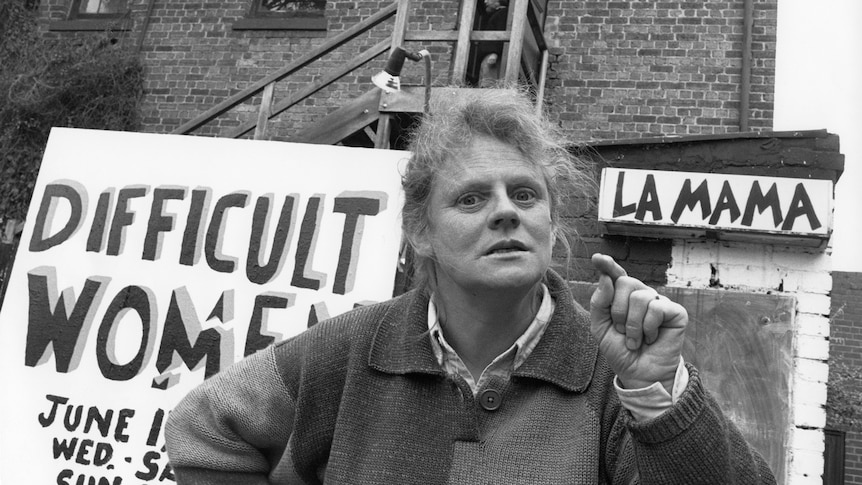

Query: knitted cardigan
<box><xmin>165</xmin><ymin>271</ymin><xmax>776</xmax><ymax>484</ymax></box>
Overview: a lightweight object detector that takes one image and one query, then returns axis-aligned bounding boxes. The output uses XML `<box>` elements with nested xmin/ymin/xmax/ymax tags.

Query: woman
<box><xmin>165</xmin><ymin>90</ymin><xmax>776</xmax><ymax>484</ymax></box>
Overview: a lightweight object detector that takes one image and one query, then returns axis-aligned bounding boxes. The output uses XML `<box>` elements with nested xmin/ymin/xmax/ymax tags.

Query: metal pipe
<box><xmin>135</xmin><ymin>0</ymin><xmax>156</xmax><ymax>53</ymax></box>
<box><xmin>422</xmin><ymin>53</ymin><xmax>431</xmax><ymax>114</ymax></box>
<box><xmin>536</xmin><ymin>48</ymin><xmax>548</xmax><ymax>116</ymax></box>
<box><xmin>740</xmin><ymin>0</ymin><xmax>753</xmax><ymax>131</ymax></box>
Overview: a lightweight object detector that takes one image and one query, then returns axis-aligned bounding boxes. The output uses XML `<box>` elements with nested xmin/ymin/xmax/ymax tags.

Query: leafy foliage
<box><xmin>826</xmin><ymin>303</ymin><xmax>862</xmax><ymax>431</ymax></box>
<box><xmin>827</xmin><ymin>361</ymin><xmax>862</xmax><ymax>430</ymax></box>
<box><xmin>0</xmin><ymin>0</ymin><xmax>144</xmax><ymax>221</ymax></box>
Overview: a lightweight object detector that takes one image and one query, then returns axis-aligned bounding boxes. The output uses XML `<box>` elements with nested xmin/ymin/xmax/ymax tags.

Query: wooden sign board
<box><xmin>0</xmin><ymin>128</ymin><xmax>406</xmax><ymax>485</ymax></box>
<box><xmin>598</xmin><ymin>168</ymin><xmax>833</xmax><ymax>246</ymax></box>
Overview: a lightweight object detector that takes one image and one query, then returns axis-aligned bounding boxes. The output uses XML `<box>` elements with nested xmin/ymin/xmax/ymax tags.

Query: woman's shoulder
<box><xmin>270</xmin><ymin>290</ymin><xmax>421</xmax><ymax>382</ymax></box>
<box><xmin>286</xmin><ymin>290</ymin><xmax>416</xmax><ymax>345</ymax></box>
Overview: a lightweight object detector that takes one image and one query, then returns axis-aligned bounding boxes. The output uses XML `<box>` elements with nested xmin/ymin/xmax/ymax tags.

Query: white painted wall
<box><xmin>774</xmin><ymin>0</ymin><xmax>862</xmax><ymax>272</ymax></box>
<box><xmin>668</xmin><ymin>239</ymin><xmax>831</xmax><ymax>485</ymax></box>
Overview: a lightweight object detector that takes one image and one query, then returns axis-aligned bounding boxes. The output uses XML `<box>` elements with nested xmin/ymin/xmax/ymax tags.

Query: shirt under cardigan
<box><xmin>427</xmin><ymin>283</ymin><xmax>690</xmax><ymax>421</ymax></box>
<box><xmin>165</xmin><ymin>270</ymin><xmax>776</xmax><ymax>484</ymax></box>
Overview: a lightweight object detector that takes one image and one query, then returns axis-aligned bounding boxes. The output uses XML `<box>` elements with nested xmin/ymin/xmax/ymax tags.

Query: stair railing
<box><xmin>171</xmin><ymin>0</ymin><xmax>550</xmax><ymax>142</ymax></box>
<box><xmin>171</xmin><ymin>2</ymin><xmax>400</xmax><ymax>139</ymax></box>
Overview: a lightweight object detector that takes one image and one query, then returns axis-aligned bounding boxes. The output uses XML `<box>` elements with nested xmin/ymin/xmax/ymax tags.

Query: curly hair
<box><xmin>401</xmin><ymin>87</ymin><xmax>593</xmax><ymax>294</ymax></box>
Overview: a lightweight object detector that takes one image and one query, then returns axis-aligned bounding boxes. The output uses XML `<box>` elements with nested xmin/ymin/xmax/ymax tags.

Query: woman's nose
<box><xmin>488</xmin><ymin>196</ymin><xmax>520</xmax><ymax>229</ymax></box>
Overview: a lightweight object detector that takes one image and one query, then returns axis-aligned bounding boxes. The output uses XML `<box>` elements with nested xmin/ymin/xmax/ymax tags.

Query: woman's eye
<box><xmin>513</xmin><ymin>189</ymin><xmax>536</xmax><ymax>202</ymax></box>
<box><xmin>457</xmin><ymin>194</ymin><xmax>481</xmax><ymax>207</ymax></box>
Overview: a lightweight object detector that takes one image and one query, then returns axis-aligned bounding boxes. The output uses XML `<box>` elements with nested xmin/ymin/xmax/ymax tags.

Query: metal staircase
<box><xmin>171</xmin><ymin>0</ymin><xmax>550</xmax><ymax>149</ymax></box>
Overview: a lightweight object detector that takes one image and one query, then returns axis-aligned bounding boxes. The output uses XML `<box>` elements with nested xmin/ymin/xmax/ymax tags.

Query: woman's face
<box><xmin>418</xmin><ymin>135</ymin><xmax>554</xmax><ymax>298</ymax></box>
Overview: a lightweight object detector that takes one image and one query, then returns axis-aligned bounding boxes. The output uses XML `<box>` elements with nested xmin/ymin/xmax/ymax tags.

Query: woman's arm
<box><xmin>608</xmin><ymin>364</ymin><xmax>776</xmax><ymax>484</ymax></box>
<box><xmin>165</xmin><ymin>345</ymin><xmax>297</xmax><ymax>484</ymax></box>
<box><xmin>591</xmin><ymin>253</ymin><xmax>776</xmax><ymax>483</ymax></box>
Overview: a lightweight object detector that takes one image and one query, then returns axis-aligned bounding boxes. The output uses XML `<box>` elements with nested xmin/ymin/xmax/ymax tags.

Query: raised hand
<box><xmin>589</xmin><ymin>253</ymin><xmax>688</xmax><ymax>393</ymax></box>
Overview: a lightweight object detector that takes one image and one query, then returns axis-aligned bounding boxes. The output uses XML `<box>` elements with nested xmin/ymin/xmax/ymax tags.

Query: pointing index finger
<box><xmin>591</xmin><ymin>253</ymin><xmax>627</xmax><ymax>282</ymax></box>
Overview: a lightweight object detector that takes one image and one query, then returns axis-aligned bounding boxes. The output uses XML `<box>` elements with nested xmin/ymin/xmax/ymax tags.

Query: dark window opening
<box><xmin>824</xmin><ymin>429</ymin><xmax>846</xmax><ymax>485</ymax></box>
<box><xmin>70</xmin><ymin>0</ymin><xmax>128</xmax><ymax>18</ymax></box>
<box><xmin>233</xmin><ymin>0</ymin><xmax>326</xmax><ymax>31</ymax></box>
<box><xmin>466</xmin><ymin>0</ymin><xmax>510</xmax><ymax>87</ymax></box>
<box><xmin>251</xmin><ymin>0</ymin><xmax>324</xmax><ymax>18</ymax></box>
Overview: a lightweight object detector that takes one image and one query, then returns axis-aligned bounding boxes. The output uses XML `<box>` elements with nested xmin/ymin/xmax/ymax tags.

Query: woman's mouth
<box><xmin>486</xmin><ymin>241</ymin><xmax>527</xmax><ymax>255</ymax></box>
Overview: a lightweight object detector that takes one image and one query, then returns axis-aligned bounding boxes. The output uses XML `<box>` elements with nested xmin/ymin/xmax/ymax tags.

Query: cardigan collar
<box><xmin>368</xmin><ymin>269</ymin><xmax>599</xmax><ymax>393</ymax></box>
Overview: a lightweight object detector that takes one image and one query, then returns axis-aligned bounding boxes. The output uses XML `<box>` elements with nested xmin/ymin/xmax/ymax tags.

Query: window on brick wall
<box><xmin>233</xmin><ymin>0</ymin><xmax>326</xmax><ymax>31</ymax></box>
<box><xmin>252</xmin><ymin>0</ymin><xmax>324</xmax><ymax>17</ymax></box>
<box><xmin>48</xmin><ymin>0</ymin><xmax>130</xmax><ymax>31</ymax></box>
<box><xmin>70</xmin><ymin>0</ymin><xmax>128</xmax><ymax>18</ymax></box>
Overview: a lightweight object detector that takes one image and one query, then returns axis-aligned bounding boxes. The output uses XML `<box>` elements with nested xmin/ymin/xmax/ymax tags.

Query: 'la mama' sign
<box><xmin>598</xmin><ymin>168</ymin><xmax>833</xmax><ymax>246</ymax></box>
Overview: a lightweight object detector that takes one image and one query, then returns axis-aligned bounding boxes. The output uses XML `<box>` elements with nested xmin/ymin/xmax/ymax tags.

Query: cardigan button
<box><xmin>479</xmin><ymin>389</ymin><xmax>502</xmax><ymax>411</ymax></box>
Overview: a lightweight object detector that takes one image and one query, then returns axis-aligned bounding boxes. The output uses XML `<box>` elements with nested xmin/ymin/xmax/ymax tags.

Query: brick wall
<box><xmin>543</xmin><ymin>0</ymin><xmax>777</xmax><ymax>140</ymax></box>
<box><xmin>829</xmin><ymin>271</ymin><xmax>862</xmax><ymax>484</ymax></box>
<box><xmin>850</xmin><ymin>433</ymin><xmax>862</xmax><ymax>485</ymax></box>
<box><xmin>35</xmin><ymin>0</ymin><xmax>777</xmax><ymax>142</ymax></box>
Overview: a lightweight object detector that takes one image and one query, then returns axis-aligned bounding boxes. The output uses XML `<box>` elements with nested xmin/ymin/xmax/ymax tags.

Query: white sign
<box><xmin>598</xmin><ymin>168</ymin><xmax>833</xmax><ymax>242</ymax></box>
<box><xmin>0</xmin><ymin>128</ymin><xmax>407</xmax><ymax>484</ymax></box>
